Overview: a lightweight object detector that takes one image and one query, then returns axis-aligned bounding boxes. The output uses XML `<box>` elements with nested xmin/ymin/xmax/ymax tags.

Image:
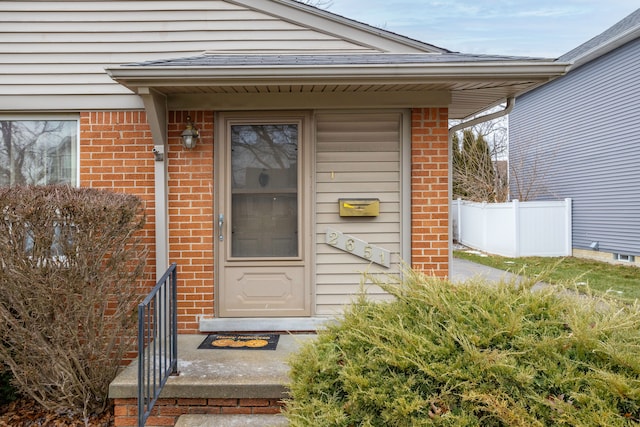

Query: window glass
<box><xmin>0</xmin><ymin>120</ymin><xmax>77</xmax><ymax>186</ymax></box>
<box><xmin>230</xmin><ymin>124</ymin><xmax>299</xmax><ymax>258</ymax></box>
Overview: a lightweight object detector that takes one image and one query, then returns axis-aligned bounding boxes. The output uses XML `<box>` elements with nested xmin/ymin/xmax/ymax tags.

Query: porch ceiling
<box><xmin>106</xmin><ymin>53</ymin><xmax>570</xmax><ymax>119</ymax></box>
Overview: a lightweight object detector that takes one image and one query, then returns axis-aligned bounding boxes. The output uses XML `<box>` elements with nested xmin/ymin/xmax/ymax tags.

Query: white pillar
<box><xmin>138</xmin><ymin>87</ymin><xmax>169</xmax><ymax>280</ymax></box>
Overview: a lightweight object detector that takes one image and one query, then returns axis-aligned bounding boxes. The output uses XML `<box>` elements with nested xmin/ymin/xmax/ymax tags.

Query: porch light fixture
<box><xmin>181</xmin><ymin>116</ymin><xmax>199</xmax><ymax>150</ymax></box>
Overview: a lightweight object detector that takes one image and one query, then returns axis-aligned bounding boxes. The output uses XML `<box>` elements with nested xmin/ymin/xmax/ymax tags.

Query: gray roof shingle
<box><xmin>559</xmin><ymin>8</ymin><xmax>640</xmax><ymax>63</ymax></box>
<box><xmin>126</xmin><ymin>52</ymin><xmax>549</xmax><ymax>68</ymax></box>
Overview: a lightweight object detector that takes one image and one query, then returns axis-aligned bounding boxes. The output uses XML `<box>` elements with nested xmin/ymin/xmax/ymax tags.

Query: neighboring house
<box><xmin>509</xmin><ymin>8</ymin><xmax>640</xmax><ymax>266</ymax></box>
<box><xmin>0</xmin><ymin>0</ymin><xmax>568</xmax><ymax>332</ymax></box>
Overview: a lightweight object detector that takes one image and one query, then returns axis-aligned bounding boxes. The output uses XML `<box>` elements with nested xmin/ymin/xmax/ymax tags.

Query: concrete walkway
<box><xmin>450</xmin><ymin>257</ymin><xmax>520</xmax><ymax>283</ymax></box>
<box><xmin>451</xmin><ymin>257</ymin><xmax>550</xmax><ymax>293</ymax></box>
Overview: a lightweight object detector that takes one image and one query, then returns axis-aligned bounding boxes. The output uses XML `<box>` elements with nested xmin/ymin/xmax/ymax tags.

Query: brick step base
<box><xmin>113</xmin><ymin>397</ymin><xmax>285</xmax><ymax>426</ymax></box>
<box><xmin>175</xmin><ymin>414</ymin><xmax>288</xmax><ymax>427</ymax></box>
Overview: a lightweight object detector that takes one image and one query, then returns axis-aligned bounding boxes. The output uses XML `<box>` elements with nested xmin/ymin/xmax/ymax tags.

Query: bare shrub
<box><xmin>0</xmin><ymin>185</ymin><xmax>147</xmax><ymax>419</ymax></box>
<box><xmin>453</xmin><ymin>129</ymin><xmax>509</xmax><ymax>203</ymax></box>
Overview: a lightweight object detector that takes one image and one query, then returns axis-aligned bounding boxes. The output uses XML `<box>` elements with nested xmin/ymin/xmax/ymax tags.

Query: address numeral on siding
<box><xmin>325</xmin><ymin>227</ymin><xmax>391</xmax><ymax>268</ymax></box>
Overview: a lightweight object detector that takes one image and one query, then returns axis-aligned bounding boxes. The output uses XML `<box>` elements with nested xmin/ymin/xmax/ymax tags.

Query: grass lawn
<box><xmin>454</xmin><ymin>250</ymin><xmax>640</xmax><ymax>302</ymax></box>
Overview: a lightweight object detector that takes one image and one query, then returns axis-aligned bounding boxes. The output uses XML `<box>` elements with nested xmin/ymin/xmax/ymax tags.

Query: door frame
<box><xmin>214</xmin><ymin>111</ymin><xmax>314</xmax><ymax>318</ymax></box>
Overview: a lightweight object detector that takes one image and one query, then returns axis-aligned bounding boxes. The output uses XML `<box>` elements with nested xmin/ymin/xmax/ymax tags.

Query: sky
<box><xmin>324</xmin><ymin>1</ymin><xmax>639</xmax><ymax>58</ymax></box>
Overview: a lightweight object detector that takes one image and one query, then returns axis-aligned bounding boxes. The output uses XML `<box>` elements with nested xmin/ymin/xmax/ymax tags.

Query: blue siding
<box><xmin>510</xmin><ymin>37</ymin><xmax>640</xmax><ymax>255</ymax></box>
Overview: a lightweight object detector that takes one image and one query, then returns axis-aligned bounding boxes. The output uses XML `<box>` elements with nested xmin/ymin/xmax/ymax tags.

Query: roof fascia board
<box><xmin>227</xmin><ymin>0</ymin><xmax>445</xmax><ymax>54</ymax></box>
<box><xmin>569</xmin><ymin>27</ymin><xmax>640</xmax><ymax>70</ymax></box>
<box><xmin>107</xmin><ymin>62</ymin><xmax>570</xmax><ymax>87</ymax></box>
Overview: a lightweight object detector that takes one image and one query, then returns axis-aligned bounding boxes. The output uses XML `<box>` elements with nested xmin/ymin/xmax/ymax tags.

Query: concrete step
<box><xmin>175</xmin><ymin>414</ymin><xmax>288</xmax><ymax>427</ymax></box>
<box><xmin>110</xmin><ymin>335</ymin><xmax>316</xmax><ymax>401</ymax></box>
<box><xmin>110</xmin><ymin>335</ymin><xmax>314</xmax><ymax>426</ymax></box>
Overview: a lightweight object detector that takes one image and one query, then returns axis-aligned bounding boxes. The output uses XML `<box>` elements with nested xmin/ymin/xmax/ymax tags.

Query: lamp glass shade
<box><xmin>181</xmin><ymin>124</ymin><xmax>198</xmax><ymax>149</ymax></box>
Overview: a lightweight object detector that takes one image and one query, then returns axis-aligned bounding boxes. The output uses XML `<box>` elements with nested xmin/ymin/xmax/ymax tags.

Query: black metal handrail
<box><xmin>138</xmin><ymin>263</ymin><xmax>178</xmax><ymax>427</ymax></box>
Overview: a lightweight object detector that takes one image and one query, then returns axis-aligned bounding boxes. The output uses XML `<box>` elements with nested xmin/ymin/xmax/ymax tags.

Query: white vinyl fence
<box><xmin>452</xmin><ymin>198</ymin><xmax>572</xmax><ymax>257</ymax></box>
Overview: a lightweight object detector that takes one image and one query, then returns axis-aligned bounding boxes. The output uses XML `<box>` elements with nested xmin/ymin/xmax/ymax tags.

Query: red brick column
<box><xmin>410</xmin><ymin>108</ymin><xmax>450</xmax><ymax>277</ymax></box>
<box><xmin>167</xmin><ymin>111</ymin><xmax>215</xmax><ymax>333</ymax></box>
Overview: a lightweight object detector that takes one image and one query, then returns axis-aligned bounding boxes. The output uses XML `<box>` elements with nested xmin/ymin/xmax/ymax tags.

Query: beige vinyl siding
<box><xmin>0</xmin><ymin>0</ymin><xmax>377</xmax><ymax>111</ymax></box>
<box><xmin>315</xmin><ymin>111</ymin><xmax>402</xmax><ymax>315</ymax></box>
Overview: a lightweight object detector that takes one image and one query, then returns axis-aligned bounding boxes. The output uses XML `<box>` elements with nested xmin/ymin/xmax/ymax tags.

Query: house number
<box><xmin>325</xmin><ymin>228</ymin><xmax>391</xmax><ymax>268</ymax></box>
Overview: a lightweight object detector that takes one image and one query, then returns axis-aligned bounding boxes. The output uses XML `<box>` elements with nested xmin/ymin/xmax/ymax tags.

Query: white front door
<box><xmin>216</xmin><ymin>112</ymin><xmax>311</xmax><ymax>317</ymax></box>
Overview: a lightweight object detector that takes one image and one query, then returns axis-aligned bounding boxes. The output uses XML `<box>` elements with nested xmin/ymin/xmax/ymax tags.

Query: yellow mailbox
<box><xmin>339</xmin><ymin>198</ymin><xmax>380</xmax><ymax>217</ymax></box>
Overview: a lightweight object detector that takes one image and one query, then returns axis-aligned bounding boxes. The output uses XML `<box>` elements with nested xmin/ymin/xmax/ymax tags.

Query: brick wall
<box><xmin>167</xmin><ymin>111</ymin><xmax>215</xmax><ymax>333</ymax></box>
<box><xmin>410</xmin><ymin>108</ymin><xmax>450</xmax><ymax>277</ymax></box>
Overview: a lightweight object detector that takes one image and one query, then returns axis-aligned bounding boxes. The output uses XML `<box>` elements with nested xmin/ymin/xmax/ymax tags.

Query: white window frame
<box><xmin>614</xmin><ymin>253</ymin><xmax>635</xmax><ymax>263</ymax></box>
<box><xmin>0</xmin><ymin>114</ymin><xmax>80</xmax><ymax>186</ymax></box>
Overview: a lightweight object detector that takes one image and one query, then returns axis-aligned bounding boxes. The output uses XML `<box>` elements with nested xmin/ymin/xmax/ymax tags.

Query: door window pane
<box><xmin>230</xmin><ymin>124</ymin><xmax>298</xmax><ymax>258</ymax></box>
<box><xmin>0</xmin><ymin>120</ymin><xmax>77</xmax><ymax>186</ymax></box>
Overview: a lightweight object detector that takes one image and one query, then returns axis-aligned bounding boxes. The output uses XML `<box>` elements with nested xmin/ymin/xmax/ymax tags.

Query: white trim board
<box><xmin>199</xmin><ymin>317</ymin><xmax>335</xmax><ymax>332</ymax></box>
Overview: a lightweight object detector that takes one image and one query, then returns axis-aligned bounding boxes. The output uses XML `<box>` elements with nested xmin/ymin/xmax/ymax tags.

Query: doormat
<box><xmin>198</xmin><ymin>333</ymin><xmax>280</xmax><ymax>350</ymax></box>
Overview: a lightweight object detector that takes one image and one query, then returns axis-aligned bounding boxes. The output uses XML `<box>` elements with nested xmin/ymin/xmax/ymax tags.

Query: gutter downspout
<box><xmin>447</xmin><ymin>97</ymin><xmax>515</xmax><ymax>275</ymax></box>
<box><xmin>448</xmin><ymin>97</ymin><xmax>515</xmax><ymax>138</ymax></box>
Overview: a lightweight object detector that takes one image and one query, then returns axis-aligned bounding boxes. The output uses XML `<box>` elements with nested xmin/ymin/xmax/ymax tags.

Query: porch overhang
<box><xmin>106</xmin><ymin>53</ymin><xmax>570</xmax><ymax>121</ymax></box>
